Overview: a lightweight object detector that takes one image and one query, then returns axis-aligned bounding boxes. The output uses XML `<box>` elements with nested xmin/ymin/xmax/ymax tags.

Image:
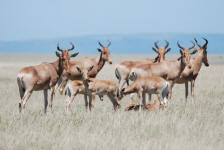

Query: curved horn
<box><xmin>194</xmin><ymin>38</ymin><xmax>201</xmax><ymax>47</ymax></box>
<box><xmin>107</xmin><ymin>40</ymin><xmax>111</xmax><ymax>47</ymax></box>
<box><xmin>57</xmin><ymin>43</ymin><xmax>63</xmax><ymax>52</ymax></box>
<box><xmin>154</xmin><ymin>41</ymin><xmax>159</xmax><ymax>49</ymax></box>
<box><xmin>165</xmin><ymin>48</ymin><xmax>171</xmax><ymax>54</ymax></box>
<box><xmin>67</xmin><ymin>42</ymin><xmax>75</xmax><ymax>51</ymax></box>
<box><xmin>177</xmin><ymin>41</ymin><xmax>184</xmax><ymax>50</ymax></box>
<box><xmin>188</xmin><ymin>41</ymin><xmax>195</xmax><ymax>50</ymax></box>
<box><xmin>152</xmin><ymin>47</ymin><xmax>158</xmax><ymax>53</ymax></box>
<box><xmin>164</xmin><ymin>40</ymin><xmax>169</xmax><ymax>49</ymax></box>
<box><xmin>202</xmin><ymin>37</ymin><xmax>208</xmax><ymax>48</ymax></box>
<box><xmin>98</xmin><ymin>41</ymin><xmax>104</xmax><ymax>48</ymax></box>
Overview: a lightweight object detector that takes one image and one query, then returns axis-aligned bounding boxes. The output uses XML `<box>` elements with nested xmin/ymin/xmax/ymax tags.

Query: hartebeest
<box><xmin>17</xmin><ymin>43</ymin><xmax>79</xmax><ymax>113</ymax></box>
<box><xmin>58</xmin><ymin>41</ymin><xmax>112</xmax><ymax>94</ymax></box>
<box><xmin>127</xmin><ymin>41</ymin><xmax>196</xmax><ymax>101</ymax></box>
<box><xmin>120</xmin><ymin>74</ymin><xmax>170</xmax><ymax>111</ymax></box>
<box><xmin>65</xmin><ymin>78</ymin><xmax>120</xmax><ymax>112</ymax></box>
<box><xmin>115</xmin><ymin>40</ymin><xmax>171</xmax><ymax>97</ymax></box>
<box><xmin>175</xmin><ymin>38</ymin><xmax>209</xmax><ymax>101</ymax></box>
<box><xmin>125</xmin><ymin>99</ymin><xmax>163</xmax><ymax>111</ymax></box>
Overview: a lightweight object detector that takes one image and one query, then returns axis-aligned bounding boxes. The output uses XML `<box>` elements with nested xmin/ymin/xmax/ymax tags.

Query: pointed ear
<box><xmin>165</xmin><ymin>48</ymin><xmax>171</xmax><ymax>53</ymax></box>
<box><xmin>55</xmin><ymin>51</ymin><xmax>60</xmax><ymax>57</ymax></box>
<box><xmin>97</xmin><ymin>48</ymin><xmax>102</xmax><ymax>52</ymax></box>
<box><xmin>70</xmin><ymin>52</ymin><xmax>79</xmax><ymax>57</ymax></box>
<box><xmin>76</xmin><ymin>66</ymin><xmax>82</xmax><ymax>73</ymax></box>
<box><xmin>88</xmin><ymin>66</ymin><xmax>94</xmax><ymax>72</ymax></box>
<box><xmin>191</xmin><ymin>48</ymin><xmax>197</xmax><ymax>55</ymax></box>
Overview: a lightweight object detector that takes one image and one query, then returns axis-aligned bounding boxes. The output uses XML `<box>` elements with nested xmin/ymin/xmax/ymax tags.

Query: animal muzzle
<box><xmin>108</xmin><ymin>58</ymin><xmax>112</xmax><ymax>64</ymax></box>
<box><xmin>205</xmin><ymin>61</ymin><xmax>209</xmax><ymax>67</ymax></box>
<box><xmin>188</xmin><ymin>64</ymin><xmax>192</xmax><ymax>69</ymax></box>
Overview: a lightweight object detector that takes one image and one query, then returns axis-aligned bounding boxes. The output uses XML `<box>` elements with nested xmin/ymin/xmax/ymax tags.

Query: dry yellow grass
<box><xmin>0</xmin><ymin>53</ymin><xmax>223</xmax><ymax>150</ymax></box>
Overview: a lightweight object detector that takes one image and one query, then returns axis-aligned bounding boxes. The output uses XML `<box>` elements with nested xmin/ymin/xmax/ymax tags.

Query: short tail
<box><xmin>162</xmin><ymin>82</ymin><xmax>170</xmax><ymax>99</ymax></box>
<box><xmin>115</xmin><ymin>68</ymin><xmax>120</xmax><ymax>80</ymax></box>
<box><xmin>17</xmin><ymin>76</ymin><xmax>25</xmax><ymax>99</ymax></box>
<box><xmin>64</xmin><ymin>84</ymin><xmax>71</xmax><ymax>97</ymax></box>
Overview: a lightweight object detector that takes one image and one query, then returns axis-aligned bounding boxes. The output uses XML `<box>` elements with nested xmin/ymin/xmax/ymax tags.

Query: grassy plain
<box><xmin>0</xmin><ymin>53</ymin><xmax>223</xmax><ymax>150</ymax></box>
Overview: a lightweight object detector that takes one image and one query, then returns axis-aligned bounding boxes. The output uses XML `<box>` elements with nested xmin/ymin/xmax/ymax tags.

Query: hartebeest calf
<box><xmin>65</xmin><ymin>78</ymin><xmax>120</xmax><ymax>112</ymax></box>
<box><xmin>17</xmin><ymin>43</ymin><xmax>79</xmax><ymax>113</ymax></box>
<box><xmin>65</xmin><ymin>64</ymin><xmax>120</xmax><ymax>112</ymax></box>
<box><xmin>125</xmin><ymin>99</ymin><xmax>163</xmax><ymax>111</ymax></box>
<box><xmin>128</xmin><ymin>42</ymin><xmax>195</xmax><ymax>101</ymax></box>
<box><xmin>120</xmin><ymin>74</ymin><xmax>170</xmax><ymax>112</ymax></box>
<box><xmin>115</xmin><ymin>40</ymin><xmax>171</xmax><ymax>98</ymax></box>
<box><xmin>58</xmin><ymin>41</ymin><xmax>112</xmax><ymax>94</ymax></box>
<box><xmin>175</xmin><ymin>38</ymin><xmax>209</xmax><ymax>101</ymax></box>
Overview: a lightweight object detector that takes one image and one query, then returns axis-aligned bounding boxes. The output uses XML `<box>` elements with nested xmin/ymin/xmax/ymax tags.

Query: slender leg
<box><xmin>43</xmin><ymin>89</ymin><xmax>48</xmax><ymax>114</ymax></box>
<box><xmin>116</xmin><ymin>97</ymin><xmax>121</xmax><ymax>109</ymax></box>
<box><xmin>66</xmin><ymin>94</ymin><xmax>76</xmax><ymax>112</ymax></box>
<box><xmin>185</xmin><ymin>82</ymin><xmax>188</xmax><ymax>102</ymax></box>
<box><xmin>147</xmin><ymin>94</ymin><xmax>152</xmax><ymax>103</ymax></box>
<box><xmin>17</xmin><ymin>79</ymin><xmax>25</xmax><ymax>112</ymax></box>
<box><xmin>137</xmin><ymin>90</ymin><xmax>143</xmax><ymax>112</ymax></box>
<box><xmin>126</xmin><ymin>79</ymin><xmax>129</xmax><ymax>86</ymax></box>
<box><xmin>168</xmin><ymin>80</ymin><xmax>174</xmax><ymax>101</ymax></box>
<box><xmin>157</xmin><ymin>94</ymin><xmax>167</xmax><ymax>108</ymax></box>
<box><xmin>91</xmin><ymin>95</ymin><xmax>96</xmax><ymax>108</ymax></box>
<box><xmin>18</xmin><ymin>90</ymin><xmax>25</xmax><ymax>113</ymax></box>
<box><xmin>21</xmin><ymin>90</ymin><xmax>33</xmax><ymax>113</ymax></box>
<box><xmin>88</xmin><ymin>95</ymin><xmax>93</xmax><ymax>111</ymax></box>
<box><xmin>84</xmin><ymin>94</ymin><xmax>88</xmax><ymax>111</ymax></box>
<box><xmin>49</xmin><ymin>86</ymin><xmax>55</xmax><ymax>112</ymax></box>
<box><xmin>142</xmin><ymin>92</ymin><xmax>146</xmax><ymax>107</ymax></box>
<box><xmin>191</xmin><ymin>80</ymin><xmax>195</xmax><ymax>101</ymax></box>
<box><xmin>108</xmin><ymin>94</ymin><xmax>119</xmax><ymax>111</ymax></box>
<box><xmin>59</xmin><ymin>78</ymin><xmax>68</xmax><ymax>95</ymax></box>
<box><xmin>118</xmin><ymin>79</ymin><xmax>128</xmax><ymax>96</ymax></box>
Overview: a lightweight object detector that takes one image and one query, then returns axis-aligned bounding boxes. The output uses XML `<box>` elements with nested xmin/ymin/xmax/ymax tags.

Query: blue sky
<box><xmin>1</xmin><ymin>0</ymin><xmax>224</xmax><ymax>41</ymax></box>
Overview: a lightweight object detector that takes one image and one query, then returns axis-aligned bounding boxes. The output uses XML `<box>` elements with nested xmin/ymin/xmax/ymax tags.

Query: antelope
<box><xmin>175</xmin><ymin>38</ymin><xmax>209</xmax><ymax>101</ymax></box>
<box><xmin>17</xmin><ymin>43</ymin><xmax>79</xmax><ymax>113</ymax></box>
<box><xmin>58</xmin><ymin>41</ymin><xmax>112</xmax><ymax>94</ymax></box>
<box><xmin>125</xmin><ymin>99</ymin><xmax>163</xmax><ymax>111</ymax></box>
<box><xmin>115</xmin><ymin>40</ymin><xmax>171</xmax><ymax>98</ymax></box>
<box><xmin>128</xmin><ymin>41</ymin><xmax>196</xmax><ymax>101</ymax></box>
<box><xmin>120</xmin><ymin>75</ymin><xmax>170</xmax><ymax>112</ymax></box>
<box><xmin>65</xmin><ymin>66</ymin><xmax>120</xmax><ymax>112</ymax></box>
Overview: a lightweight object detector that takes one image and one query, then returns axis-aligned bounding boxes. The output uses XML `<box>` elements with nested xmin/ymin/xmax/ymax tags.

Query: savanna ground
<box><xmin>0</xmin><ymin>53</ymin><xmax>223</xmax><ymax>150</ymax></box>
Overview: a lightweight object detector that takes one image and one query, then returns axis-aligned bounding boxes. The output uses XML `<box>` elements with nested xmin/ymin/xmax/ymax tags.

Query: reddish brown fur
<box><xmin>65</xmin><ymin>78</ymin><xmax>120</xmax><ymax>112</ymax></box>
<box><xmin>120</xmin><ymin>76</ymin><xmax>170</xmax><ymax>111</ymax></box>
<box><xmin>17</xmin><ymin>43</ymin><xmax>79</xmax><ymax>113</ymax></box>
<box><xmin>115</xmin><ymin>41</ymin><xmax>171</xmax><ymax>97</ymax></box>
<box><xmin>128</xmin><ymin>41</ymin><xmax>196</xmax><ymax>100</ymax></box>
<box><xmin>58</xmin><ymin>41</ymin><xmax>112</xmax><ymax>94</ymax></box>
<box><xmin>175</xmin><ymin>38</ymin><xmax>209</xmax><ymax>101</ymax></box>
<box><xmin>125</xmin><ymin>99</ymin><xmax>163</xmax><ymax>111</ymax></box>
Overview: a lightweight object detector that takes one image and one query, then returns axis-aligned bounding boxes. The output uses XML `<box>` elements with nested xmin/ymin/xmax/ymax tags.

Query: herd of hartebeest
<box><xmin>17</xmin><ymin>38</ymin><xmax>209</xmax><ymax>113</ymax></box>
